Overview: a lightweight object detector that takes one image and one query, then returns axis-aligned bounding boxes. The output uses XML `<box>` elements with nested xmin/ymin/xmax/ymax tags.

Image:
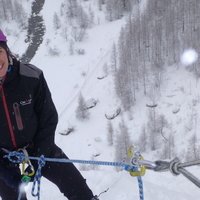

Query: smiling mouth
<box><xmin>0</xmin><ymin>64</ymin><xmax>3</xmax><ymax>69</ymax></box>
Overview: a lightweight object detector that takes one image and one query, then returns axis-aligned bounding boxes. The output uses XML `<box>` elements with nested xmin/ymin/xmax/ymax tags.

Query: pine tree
<box><xmin>105</xmin><ymin>0</ymin><xmax>125</xmax><ymax>21</ymax></box>
<box><xmin>14</xmin><ymin>1</ymin><xmax>27</xmax><ymax>28</ymax></box>
<box><xmin>160</xmin><ymin>133</ymin><xmax>175</xmax><ymax>160</ymax></box>
<box><xmin>69</xmin><ymin>39</ymin><xmax>74</xmax><ymax>55</ymax></box>
<box><xmin>147</xmin><ymin>108</ymin><xmax>158</xmax><ymax>151</ymax></box>
<box><xmin>66</xmin><ymin>0</ymin><xmax>78</xmax><ymax>19</ymax></box>
<box><xmin>110</xmin><ymin>42</ymin><xmax>118</xmax><ymax>72</ymax></box>
<box><xmin>102</xmin><ymin>62</ymin><xmax>108</xmax><ymax>75</ymax></box>
<box><xmin>138</xmin><ymin>124</ymin><xmax>147</xmax><ymax>152</ymax></box>
<box><xmin>75</xmin><ymin>93</ymin><xmax>90</xmax><ymax>120</ymax></box>
<box><xmin>114</xmin><ymin>118</ymin><xmax>131</xmax><ymax>171</ymax></box>
<box><xmin>53</xmin><ymin>12</ymin><xmax>61</xmax><ymax>30</ymax></box>
<box><xmin>76</xmin><ymin>5</ymin><xmax>89</xmax><ymax>29</ymax></box>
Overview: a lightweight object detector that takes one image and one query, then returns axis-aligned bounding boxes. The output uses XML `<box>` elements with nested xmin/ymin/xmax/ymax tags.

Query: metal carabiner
<box><xmin>127</xmin><ymin>146</ymin><xmax>146</xmax><ymax>177</ymax></box>
<box><xmin>129</xmin><ymin>156</ymin><xmax>146</xmax><ymax>177</ymax></box>
<box><xmin>22</xmin><ymin>159</ymin><xmax>35</xmax><ymax>177</ymax></box>
<box><xmin>18</xmin><ymin>148</ymin><xmax>35</xmax><ymax>177</ymax></box>
<box><xmin>137</xmin><ymin>159</ymin><xmax>157</xmax><ymax>169</ymax></box>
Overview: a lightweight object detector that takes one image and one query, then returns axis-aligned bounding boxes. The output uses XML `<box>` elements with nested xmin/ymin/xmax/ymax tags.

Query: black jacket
<box><xmin>0</xmin><ymin>60</ymin><xmax>58</xmax><ymax>157</ymax></box>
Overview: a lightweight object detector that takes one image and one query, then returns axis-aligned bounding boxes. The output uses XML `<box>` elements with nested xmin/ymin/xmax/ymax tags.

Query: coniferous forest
<box><xmin>1</xmin><ymin>0</ymin><xmax>200</xmax><ymax>163</ymax></box>
<box><xmin>115</xmin><ymin>0</ymin><xmax>200</xmax><ymax>112</ymax></box>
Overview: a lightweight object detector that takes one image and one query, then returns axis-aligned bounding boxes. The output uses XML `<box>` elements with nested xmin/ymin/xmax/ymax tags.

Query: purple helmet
<box><xmin>0</xmin><ymin>30</ymin><xmax>7</xmax><ymax>42</ymax></box>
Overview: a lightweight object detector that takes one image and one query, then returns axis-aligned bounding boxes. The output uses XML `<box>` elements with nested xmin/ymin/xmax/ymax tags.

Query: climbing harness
<box><xmin>4</xmin><ymin>148</ymin><xmax>200</xmax><ymax>200</ymax></box>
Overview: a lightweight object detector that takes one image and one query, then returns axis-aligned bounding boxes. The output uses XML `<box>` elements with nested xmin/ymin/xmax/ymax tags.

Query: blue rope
<box><xmin>31</xmin><ymin>155</ymin><xmax>46</xmax><ymax>200</ymax></box>
<box><xmin>6</xmin><ymin>151</ymin><xmax>24</xmax><ymax>163</ymax></box>
<box><xmin>125</xmin><ymin>165</ymin><xmax>144</xmax><ymax>200</ymax></box>
<box><xmin>137</xmin><ymin>176</ymin><xmax>144</xmax><ymax>200</ymax></box>
<box><xmin>5</xmin><ymin>151</ymin><xmax>144</xmax><ymax>200</ymax></box>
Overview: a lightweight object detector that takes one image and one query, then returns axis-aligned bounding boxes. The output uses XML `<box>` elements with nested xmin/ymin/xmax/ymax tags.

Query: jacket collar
<box><xmin>3</xmin><ymin>60</ymin><xmax>19</xmax><ymax>86</ymax></box>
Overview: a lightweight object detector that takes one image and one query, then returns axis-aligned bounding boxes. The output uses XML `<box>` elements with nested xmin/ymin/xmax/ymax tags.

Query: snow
<box><xmin>2</xmin><ymin>0</ymin><xmax>200</xmax><ymax>199</ymax></box>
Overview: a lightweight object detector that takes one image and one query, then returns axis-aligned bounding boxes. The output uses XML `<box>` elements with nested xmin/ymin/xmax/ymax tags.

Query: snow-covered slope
<box><xmin>3</xmin><ymin>0</ymin><xmax>200</xmax><ymax>199</ymax></box>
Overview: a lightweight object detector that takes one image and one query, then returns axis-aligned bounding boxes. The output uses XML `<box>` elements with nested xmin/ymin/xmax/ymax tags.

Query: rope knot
<box><xmin>169</xmin><ymin>157</ymin><xmax>180</xmax><ymax>176</ymax></box>
<box><xmin>31</xmin><ymin>155</ymin><xmax>46</xmax><ymax>199</ymax></box>
<box><xmin>5</xmin><ymin>151</ymin><xmax>25</xmax><ymax>163</ymax></box>
<box><xmin>38</xmin><ymin>155</ymin><xmax>46</xmax><ymax>167</ymax></box>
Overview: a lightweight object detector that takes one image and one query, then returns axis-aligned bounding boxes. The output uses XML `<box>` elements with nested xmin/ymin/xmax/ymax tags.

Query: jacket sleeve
<box><xmin>33</xmin><ymin>72</ymin><xmax>58</xmax><ymax>157</ymax></box>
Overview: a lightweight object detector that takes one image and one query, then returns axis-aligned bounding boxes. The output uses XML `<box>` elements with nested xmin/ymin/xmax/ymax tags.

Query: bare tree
<box><xmin>157</xmin><ymin>114</ymin><xmax>169</xmax><ymax>141</ymax></box>
<box><xmin>71</xmin><ymin>27</ymin><xmax>87</xmax><ymax>42</ymax></box>
<box><xmin>186</xmin><ymin>133</ymin><xmax>200</xmax><ymax>161</ymax></box>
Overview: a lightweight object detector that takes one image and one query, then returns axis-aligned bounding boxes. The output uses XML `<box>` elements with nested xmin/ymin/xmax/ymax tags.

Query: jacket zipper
<box><xmin>13</xmin><ymin>102</ymin><xmax>23</xmax><ymax>130</ymax></box>
<box><xmin>0</xmin><ymin>85</ymin><xmax>18</xmax><ymax>149</ymax></box>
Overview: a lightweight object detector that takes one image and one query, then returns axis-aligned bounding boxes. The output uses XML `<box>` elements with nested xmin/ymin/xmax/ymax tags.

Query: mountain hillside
<box><xmin>1</xmin><ymin>0</ymin><xmax>200</xmax><ymax>199</ymax></box>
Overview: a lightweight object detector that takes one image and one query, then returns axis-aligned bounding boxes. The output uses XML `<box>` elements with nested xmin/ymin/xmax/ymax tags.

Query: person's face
<box><xmin>0</xmin><ymin>47</ymin><xmax>8</xmax><ymax>79</ymax></box>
